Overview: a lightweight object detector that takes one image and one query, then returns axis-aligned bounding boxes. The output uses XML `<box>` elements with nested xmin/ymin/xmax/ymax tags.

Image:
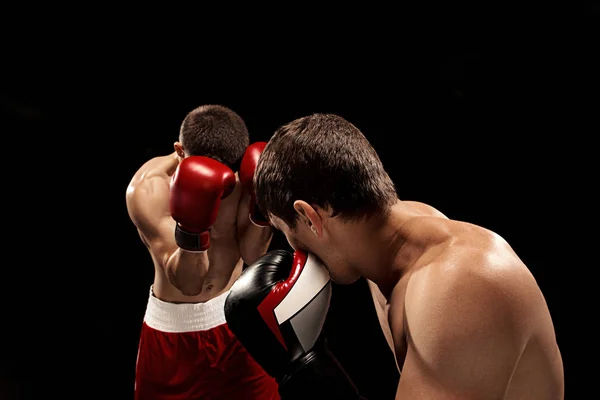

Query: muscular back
<box><xmin>387</xmin><ymin>205</ymin><xmax>564</xmax><ymax>399</ymax></box>
<box><xmin>126</xmin><ymin>152</ymin><xmax>263</xmax><ymax>303</ymax></box>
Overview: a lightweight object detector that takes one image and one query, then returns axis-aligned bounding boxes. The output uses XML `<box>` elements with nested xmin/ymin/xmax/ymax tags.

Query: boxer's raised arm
<box><xmin>237</xmin><ymin>142</ymin><xmax>273</xmax><ymax>265</ymax></box>
<box><xmin>168</xmin><ymin>156</ymin><xmax>236</xmax><ymax>296</ymax></box>
<box><xmin>237</xmin><ymin>191</ymin><xmax>273</xmax><ymax>265</ymax></box>
<box><xmin>126</xmin><ymin>174</ymin><xmax>210</xmax><ymax>296</ymax></box>
<box><xmin>164</xmin><ymin>248</ymin><xmax>209</xmax><ymax>296</ymax></box>
<box><xmin>396</xmin><ymin>263</ymin><xmax>529</xmax><ymax>399</ymax></box>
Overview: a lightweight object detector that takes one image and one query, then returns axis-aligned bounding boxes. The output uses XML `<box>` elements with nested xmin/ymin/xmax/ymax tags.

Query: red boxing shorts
<box><xmin>135</xmin><ymin>287</ymin><xmax>280</xmax><ymax>400</ymax></box>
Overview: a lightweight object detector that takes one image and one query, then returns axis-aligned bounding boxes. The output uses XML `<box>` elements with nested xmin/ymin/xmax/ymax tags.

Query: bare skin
<box><xmin>126</xmin><ymin>150</ymin><xmax>272</xmax><ymax>303</ymax></box>
<box><xmin>271</xmin><ymin>200</ymin><xmax>564</xmax><ymax>400</ymax></box>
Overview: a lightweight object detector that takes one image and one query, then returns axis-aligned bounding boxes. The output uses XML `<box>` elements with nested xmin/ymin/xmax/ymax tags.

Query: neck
<box><xmin>340</xmin><ymin>201</ymin><xmax>417</xmax><ymax>299</ymax></box>
<box><xmin>166</xmin><ymin>152</ymin><xmax>181</xmax><ymax>175</ymax></box>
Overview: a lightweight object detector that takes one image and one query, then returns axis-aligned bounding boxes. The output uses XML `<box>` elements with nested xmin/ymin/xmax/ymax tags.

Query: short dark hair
<box><xmin>255</xmin><ymin>113</ymin><xmax>397</xmax><ymax>229</ymax></box>
<box><xmin>179</xmin><ymin>105</ymin><xmax>249</xmax><ymax>171</ymax></box>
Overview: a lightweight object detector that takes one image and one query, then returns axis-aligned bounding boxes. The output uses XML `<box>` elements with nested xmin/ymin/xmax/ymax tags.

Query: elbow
<box><xmin>170</xmin><ymin>277</ymin><xmax>204</xmax><ymax>297</ymax></box>
<box><xmin>239</xmin><ymin>228</ymin><xmax>272</xmax><ymax>266</ymax></box>
<box><xmin>165</xmin><ymin>264</ymin><xmax>204</xmax><ymax>297</ymax></box>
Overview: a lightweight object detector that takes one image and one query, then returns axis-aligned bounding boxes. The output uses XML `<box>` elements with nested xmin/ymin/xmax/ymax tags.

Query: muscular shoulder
<box><xmin>128</xmin><ymin>154</ymin><xmax>176</xmax><ymax>189</ymax></box>
<box><xmin>410</xmin><ymin>228</ymin><xmax>533</xmax><ymax>316</ymax></box>
<box><xmin>126</xmin><ymin>154</ymin><xmax>175</xmax><ymax>231</ymax></box>
<box><xmin>406</xmin><ymin>235</ymin><xmax>535</xmax><ymax>359</ymax></box>
<box><xmin>398</xmin><ymin>230</ymin><xmax>545</xmax><ymax>394</ymax></box>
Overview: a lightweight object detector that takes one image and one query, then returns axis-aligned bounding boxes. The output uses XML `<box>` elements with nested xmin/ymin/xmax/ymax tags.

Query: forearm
<box><xmin>238</xmin><ymin>142</ymin><xmax>272</xmax><ymax>264</ymax></box>
<box><xmin>165</xmin><ymin>248</ymin><xmax>209</xmax><ymax>296</ymax></box>
<box><xmin>239</xmin><ymin>224</ymin><xmax>273</xmax><ymax>265</ymax></box>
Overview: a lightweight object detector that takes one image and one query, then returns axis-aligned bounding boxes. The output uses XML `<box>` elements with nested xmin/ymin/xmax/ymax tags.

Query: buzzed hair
<box><xmin>255</xmin><ymin>113</ymin><xmax>397</xmax><ymax>229</ymax></box>
<box><xmin>179</xmin><ymin>104</ymin><xmax>249</xmax><ymax>171</ymax></box>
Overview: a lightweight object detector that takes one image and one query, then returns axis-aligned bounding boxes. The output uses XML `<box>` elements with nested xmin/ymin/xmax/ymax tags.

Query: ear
<box><xmin>174</xmin><ymin>142</ymin><xmax>185</xmax><ymax>158</ymax></box>
<box><xmin>293</xmin><ymin>200</ymin><xmax>322</xmax><ymax>237</ymax></box>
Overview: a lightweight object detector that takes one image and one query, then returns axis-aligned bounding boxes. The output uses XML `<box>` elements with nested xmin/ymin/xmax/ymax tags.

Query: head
<box><xmin>255</xmin><ymin>113</ymin><xmax>398</xmax><ymax>283</ymax></box>
<box><xmin>174</xmin><ymin>105</ymin><xmax>250</xmax><ymax>171</ymax></box>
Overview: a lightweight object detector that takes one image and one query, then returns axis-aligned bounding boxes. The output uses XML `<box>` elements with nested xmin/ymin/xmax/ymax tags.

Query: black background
<box><xmin>2</xmin><ymin>5</ymin><xmax>597</xmax><ymax>399</ymax></box>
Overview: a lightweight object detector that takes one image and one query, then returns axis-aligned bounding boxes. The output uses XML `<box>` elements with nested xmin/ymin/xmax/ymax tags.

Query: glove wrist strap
<box><xmin>175</xmin><ymin>225</ymin><xmax>210</xmax><ymax>252</ymax></box>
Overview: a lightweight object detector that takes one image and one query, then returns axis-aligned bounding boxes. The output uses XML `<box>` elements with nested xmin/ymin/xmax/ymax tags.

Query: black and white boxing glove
<box><xmin>224</xmin><ymin>250</ymin><xmax>366</xmax><ymax>400</ymax></box>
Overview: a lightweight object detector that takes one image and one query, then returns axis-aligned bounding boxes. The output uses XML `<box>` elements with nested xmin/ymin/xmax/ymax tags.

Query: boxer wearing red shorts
<box><xmin>126</xmin><ymin>105</ymin><xmax>279</xmax><ymax>400</ymax></box>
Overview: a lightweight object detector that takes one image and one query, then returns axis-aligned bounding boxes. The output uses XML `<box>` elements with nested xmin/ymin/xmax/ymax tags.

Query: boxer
<box><xmin>126</xmin><ymin>105</ymin><xmax>279</xmax><ymax>399</ymax></box>
<box><xmin>252</xmin><ymin>113</ymin><xmax>564</xmax><ymax>399</ymax></box>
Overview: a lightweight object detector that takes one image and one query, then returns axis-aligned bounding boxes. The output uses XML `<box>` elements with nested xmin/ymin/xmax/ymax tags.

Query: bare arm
<box><xmin>396</xmin><ymin>266</ymin><xmax>527</xmax><ymax>399</ymax></box>
<box><xmin>126</xmin><ymin>173</ymin><xmax>209</xmax><ymax>296</ymax></box>
<box><xmin>367</xmin><ymin>279</ymin><xmax>399</xmax><ymax>371</ymax></box>
<box><xmin>237</xmin><ymin>191</ymin><xmax>273</xmax><ymax>265</ymax></box>
<box><xmin>164</xmin><ymin>248</ymin><xmax>208</xmax><ymax>296</ymax></box>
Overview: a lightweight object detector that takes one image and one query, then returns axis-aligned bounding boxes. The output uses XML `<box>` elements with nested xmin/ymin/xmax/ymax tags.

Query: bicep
<box><xmin>398</xmin><ymin>334</ymin><xmax>521</xmax><ymax>399</ymax></box>
<box><xmin>126</xmin><ymin>177</ymin><xmax>176</xmax><ymax>264</ymax></box>
<box><xmin>398</xmin><ymin>274</ymin><xmax>526</xmax><ymax>399</ymax></box>
<box><xmin>126</xmin><ymin>177</ymin><xmax>172</xmax><ymax>241</ymax></box>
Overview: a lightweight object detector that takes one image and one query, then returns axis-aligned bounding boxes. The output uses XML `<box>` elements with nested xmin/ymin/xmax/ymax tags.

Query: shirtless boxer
<box><xmin>125</xmin><ymin>105</ymin><xmax>279</xmax><ymax>400</ymax></box>
<box><xmin>231</xmin><ymin>113</ymin><xmax>564</xmax><ymax>399</ymax></box>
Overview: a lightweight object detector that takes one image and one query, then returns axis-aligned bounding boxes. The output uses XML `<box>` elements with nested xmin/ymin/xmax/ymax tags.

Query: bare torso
<box><xmin>384</xmin><ymin>202</ymin><xmax>563</xmax><ymax>399</ymax></box>
<box><xmin>126</xmin><ymin>153</ymin><xmax>246</xmax><ymax>303</ymax></box>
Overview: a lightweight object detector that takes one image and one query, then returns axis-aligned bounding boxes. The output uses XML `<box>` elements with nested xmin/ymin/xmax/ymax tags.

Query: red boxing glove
<box><xmin>240</xmin><ymin>142</ymin><xmax>270</xmax><ymax>226</ymax></box>
<box><xmin>170</xmin><ymin>156</ymin><xmax>236</xmax><ymax>251</ymax></box>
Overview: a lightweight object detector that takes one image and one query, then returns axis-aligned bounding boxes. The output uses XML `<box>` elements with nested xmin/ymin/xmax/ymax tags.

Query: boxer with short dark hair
<box><xmin>253</xmin><ymin>113</ymin><xmax>564</xmax><ymax>399</ymax></box>
<box><xmin>126</xmin><ymin>104</ymin><xmax>278</xmax><ymax>400</ymax></box>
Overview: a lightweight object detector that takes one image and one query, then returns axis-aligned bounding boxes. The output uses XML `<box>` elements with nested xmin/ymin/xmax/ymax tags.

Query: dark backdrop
<box><xmin>2</xmin><ymin>6</ymin><xmax>596</xmax><ymax>399</ymax></box>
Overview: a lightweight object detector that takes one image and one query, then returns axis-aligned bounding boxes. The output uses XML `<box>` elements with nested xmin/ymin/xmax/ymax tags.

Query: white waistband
<box><xmin>143</xmin><ymin>287</ymin><xmax>229</xmax><ymax>333</ymax></box>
